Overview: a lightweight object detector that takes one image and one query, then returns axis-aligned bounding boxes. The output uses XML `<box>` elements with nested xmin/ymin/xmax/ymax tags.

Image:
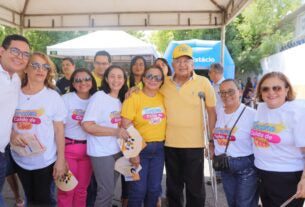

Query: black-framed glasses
<box><xmin>261</xmin><ymin>85</ymin><xmax>283</xmax><ymax>93</ymax></box>
<box><xmin>74</xmin><ymin>76</ymin><xmax>92</xmax><ymax>83</ymax></box>
<box><xmin>94</xmin><ymin>61</ymin><xmax>109</xmax><ymax>66</ymax></box>
<box><xmin>8</xmin><ymin>47</ymin><xmax>31</xmax><ymax>60</ymax></box>
<box><xmin>30</xmin><ymin>62</ymin><xmax>51</xmax><ymax>71</ymax></box>
<box><xmin>218</xmin><ymin>89</ymin><xmax>236</xmax><ymax>97</ymax></box>
<box><xmin>144</xmin><ymin>73</ymin><xmax>163</xmax><ymax>82</ymax></box>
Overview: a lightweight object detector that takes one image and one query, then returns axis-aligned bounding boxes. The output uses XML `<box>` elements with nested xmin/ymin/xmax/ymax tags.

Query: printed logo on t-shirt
<box><xmin>213</xmin><ymin>127</ymin><xmax>237</xmax><ymax>146</ymax></box>
<box><xmin>250</xmin><ymin>121</ymin><xmax>284</xmax><ymax>148</ymax></box>
<box><xmin>142</xmin><ymin>107</ymin><xmax>165</xmax><ymax>125</ymax></box>
<box><xmin>72</xmin><ymin>109</ymin><xmax>85</xmax><ymax>121</ymax></box>
<box><xmin>110</xmin><ymin>111</ymin><xmax>121</xmax><ymax>124</ymax></box>
<box><xmin>13</xmin><ymin>108</ymin><xmax>44</xmax><ymax>130</ymax></box>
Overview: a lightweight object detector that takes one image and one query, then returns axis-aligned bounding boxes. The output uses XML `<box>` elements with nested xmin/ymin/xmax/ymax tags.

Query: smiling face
<box><xmin>25</xmin><ymin>55</ymin><xmax>50</xmax><ymax>85</ymax></box>
<box><xmin>172</xmin><ymin>56</ymin><xmax>194</xmax><ymax>78</ymax></box>
<box><xmin>0</xmin><ymin>40</ymin><xmax>30</xmax><ymax>76</ymax></box>
<box><xmin>72</xmin><ymin>71</ymin><xmax>93</xmax><ymax>95</ymax></box>
<box><xmin>106</xmin><ymin>68</ymin><xmax>125</xmax><ymax>93</ymax></box>
<box><xmin>143</xmin><ymin>68</ymin><xmax>163</xmax><ymax>91</ymax></box>
<box><xmin>219</xmin><ymin>81</ymin><xmax>241</xmax><ymax>110</ymax></box>
<box><xmin>260</xmin><ymin>77</ymin><xmax>289</xmax><ymax>109</ymax></box>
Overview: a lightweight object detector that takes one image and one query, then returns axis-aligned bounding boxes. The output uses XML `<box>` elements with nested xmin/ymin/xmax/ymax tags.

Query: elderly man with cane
<box><xmin>160</xmin><ymin>44</ymin><xmax>216</xmax><ymax>207</ymax></box>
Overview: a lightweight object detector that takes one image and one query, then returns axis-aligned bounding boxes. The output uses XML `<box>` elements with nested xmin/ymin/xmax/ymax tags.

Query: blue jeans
<box><xmin>0</xmin><ymin>152</ymin><xmax>7</xmax><ymax>207</ymax></box>
<box><xmin>128</xmin><ymin>142</ymin><xmax>164</xmax><ymax>207</ymax></box>
<box><xmin>221</xmin><ymin>154</ymin><xmax>258</xmax><ymax>207</ymax></box>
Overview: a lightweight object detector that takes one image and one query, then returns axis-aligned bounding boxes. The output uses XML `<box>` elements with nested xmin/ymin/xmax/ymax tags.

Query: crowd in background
<box><xmin>1</xmin><ymin>34</ymin><xmax>305</xmax><ymax>207</ymax></box>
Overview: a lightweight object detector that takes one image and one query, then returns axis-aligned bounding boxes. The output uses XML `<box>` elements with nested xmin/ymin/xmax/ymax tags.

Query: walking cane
<box><xmin>198</xmin><ymin>91</ymin><xmax>218</xmax><ymax>207</ymax></box>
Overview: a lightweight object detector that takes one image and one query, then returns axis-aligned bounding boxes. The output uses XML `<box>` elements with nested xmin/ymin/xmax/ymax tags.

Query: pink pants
<box><xmin>57</xmin><ymin>142</ymin><xmax>92</xmax><ymax>207</ymax></box>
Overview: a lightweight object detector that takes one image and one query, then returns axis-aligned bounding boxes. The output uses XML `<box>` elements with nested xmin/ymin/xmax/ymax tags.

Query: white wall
<box><xmin>260</xmin><ymin>43</ymin><xmax>305</xmax><ymax>99</ymax></box>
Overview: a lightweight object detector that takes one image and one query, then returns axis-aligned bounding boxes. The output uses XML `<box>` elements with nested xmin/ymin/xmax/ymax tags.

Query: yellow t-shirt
<box><xmin>127</xmin><ymin>79</ymin><xmax>144</xmax><ymax>90</ymax></box>
<box><xmin>160</xmin><ymin>73</ymin><xmax>216</xmax><ymax>148</ymax></box>
<box><xmin>92</xmin><ymin>71</ymin><xmax>102</xmax><ymax>88</ymax></box>
<box><xmin>121</xmin><ymin>91</ymin><xmax>166</xmax><ymax>142</ymax></box>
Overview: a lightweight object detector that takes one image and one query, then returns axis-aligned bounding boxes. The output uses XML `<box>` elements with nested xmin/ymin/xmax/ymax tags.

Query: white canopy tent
<box><xmin>0</xmin><ymin>0</ymin><xmax>252</xmax><ymax>31</ymax></box>
<box><xmin>46</xmin><ymin>31</ymin><xmax>159</xmax><ymax>64</ymax></box>
<box><xmin>0</xmin><ymin>0</ymin><xmax>252</xmax><ymax>63</ymax></box>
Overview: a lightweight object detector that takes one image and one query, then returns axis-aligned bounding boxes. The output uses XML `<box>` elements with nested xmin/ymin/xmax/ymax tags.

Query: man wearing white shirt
<box><xmin>208</xmin><ymin>63</ymin><xmax>225</xmax><ymax>185</ymax></box>
<box><xmin>0</xmin><ymin>34</ymin><xmax>30</xmax><ymax>206</ymax></box>
<box><xmin>209</xmin><ymin>63</ymin><xmax>225</xmax><ymax>111</ymax></box>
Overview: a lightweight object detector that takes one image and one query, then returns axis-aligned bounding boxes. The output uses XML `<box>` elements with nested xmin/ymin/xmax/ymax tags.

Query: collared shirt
<box><xmin>212</xmin><ymin>76</ymin><xmax>225</xmax><ymax>112</ymax></box>
<box><xmin>170</xmin><ymin>72</ymin><xmax>194</xmax><ymax>90</ymax></box>
<box><xmin>92</xmin><ymin>71</ymin><xmax>102</xmax><ymax>88</ymax></box>
<box><xmin>0</xmin><ymin>64</ymin><xmax>21</xmax><ymax>152</ymax></box>
<box><xmin>160</xmin><ymin>72</ymin><xmax>216</xmax><ymax>148</ymax></box>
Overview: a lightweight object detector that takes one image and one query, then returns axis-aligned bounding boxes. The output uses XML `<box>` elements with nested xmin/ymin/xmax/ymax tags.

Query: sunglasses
<box><xmin>30</xmin><ymin>62</ymin><xmax>51</xmax><ymax>71</ymax></box>
<box><xmin>8</xmin><ymin>47</ymin><xmax>31</xmax><ymax>60</ymax></box>
<box><xmin>74</xmin><ymin>76</ymin><xmax>92</xmax><ymax>83</ymax></box>
<box><xmin>144</xmin><ymin>73</ymin><xmax>163</xmax><ymax>82</ymax></box>
<box><xmin>218</xmin><ymin>89</ymin><xmax>236</xmax><ymax>97</ymax></box>
<box><xmin>261</xmin><ymin>85</ymin><xmax>283</xmax><ymax>93</ymax></box>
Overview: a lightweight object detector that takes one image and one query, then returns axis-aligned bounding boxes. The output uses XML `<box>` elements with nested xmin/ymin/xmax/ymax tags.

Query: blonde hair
<box><xmin>256</xmin><ymin>72</ymin><xmax>295</xmax><ymax>102</ymax></box>
<box><xmin>22</xmin><ymin>52</ymin><xmax>57</xmax><ymax>89</ymax></box>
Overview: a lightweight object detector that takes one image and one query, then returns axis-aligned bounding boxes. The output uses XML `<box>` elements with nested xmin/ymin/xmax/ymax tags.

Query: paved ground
<box><xmin>3</xmin><ymin>158</ymin><xmax>228</xmax><ymax>207</ymax></box>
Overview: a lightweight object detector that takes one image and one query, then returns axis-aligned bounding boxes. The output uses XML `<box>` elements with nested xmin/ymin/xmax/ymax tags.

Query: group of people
<box><xmin>1</xmin><ymin>33</ymin><xmax>305</xmax><ymax>207</ymax></box>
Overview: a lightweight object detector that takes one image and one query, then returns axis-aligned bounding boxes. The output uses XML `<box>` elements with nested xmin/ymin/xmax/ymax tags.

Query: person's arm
<box><xmin>53</xmin><ymin>121</ymin><xmax>67</xmax><ymax>179</ymax></box>
<box><xmin>206</xmin><ymin>106</ymin><xmax>216</xmax><ymax>137</ymax></box>
<box><xmin>10</xmin><ymin>129</ymin><xmax>28</xmax><ymax>147</ymax></box>
<box><xmin>82</xmin><ymin>121</ymin><xmax>129</xmax><ymax>140</ymax></box>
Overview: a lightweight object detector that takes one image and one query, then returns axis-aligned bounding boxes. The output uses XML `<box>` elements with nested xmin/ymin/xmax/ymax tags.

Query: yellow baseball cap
<box><xmin>172</xmin><ymin>44</ymin><xmax>193</xmax><ymax>59</ymax></box>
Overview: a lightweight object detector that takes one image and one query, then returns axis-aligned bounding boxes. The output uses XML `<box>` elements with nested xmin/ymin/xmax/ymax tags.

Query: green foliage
<box><xmin>150</xmin><ymin>0</ymin><xmax>301</xmax><ymax>76</ymax></box>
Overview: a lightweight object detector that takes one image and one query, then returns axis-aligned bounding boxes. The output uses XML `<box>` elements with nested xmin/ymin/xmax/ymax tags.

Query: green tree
<box><xmin>150</xmin><ymin>0</ymin><xmax>301</xmax><ymax>76</ymax></box>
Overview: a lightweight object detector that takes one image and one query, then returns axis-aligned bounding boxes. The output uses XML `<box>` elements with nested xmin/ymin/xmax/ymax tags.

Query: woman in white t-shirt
<box><xmin>252</xmin><ymin>72</ymin><xmax>305</xmax><ymax>206</ymax></box>
<box><xmin>82</xmin><ymin>65</ymin><xmax>130</xmax><ymax>207</ymax></box>
<box><xmin>10</xmin><ymin>52</ymin><xmax>67</xmax><ymax>206</ymax></box>
<box><xmin>57</xmin><ymin>68</ymin><xmax>97</xmax><ymax>207</ymax></box>
<box><xmin>211</xmin><ymin>79</ymin><xmax>258</xmax><ymax>207</ymax></box>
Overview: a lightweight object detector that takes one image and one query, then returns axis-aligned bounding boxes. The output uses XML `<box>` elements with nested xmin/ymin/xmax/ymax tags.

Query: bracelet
<box><xmin>209</xmin><ymin>139</ymin><xmax>214</xmax><ymax>143</ymax></box>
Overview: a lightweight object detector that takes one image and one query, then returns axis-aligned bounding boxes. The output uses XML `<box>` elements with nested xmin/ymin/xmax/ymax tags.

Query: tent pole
<box><xmin>220</xmin><ymin>25</ymin><xmax>225</xmax><ymax>65</ymax></box>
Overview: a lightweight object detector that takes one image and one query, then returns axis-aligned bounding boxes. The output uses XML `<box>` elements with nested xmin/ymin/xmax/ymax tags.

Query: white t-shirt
<box><xmin>82</xmin><ymin>91</ymin><xmax>121</xmax><ymax>157</ymax></box>
<box><xmin>0</xmin><ymin>64</ymin><xmax>20</xmax><ymax>153</ymax></box>
<box><xmin>213</xmin><ymin>104</ymin><xmax>255</xmax><ymax>157</ymax></box>
<box><xmin>212</xmin><ymin>77</ymin><xmax>225</xmax><ymax>112</ymax></box>
<box><xmin>251</xmin><ymin>101</ymin><xmax>305</xmax><ymax>172</ymax></box>
<box><xmin>62</xmin><ymin>92</ymin><xmax>89</xmax><ymax>140</ymax></box>
<box><xmin>12</xmin><ymin>87</ymin><xmax>67</xmax><ymax>170</ymax></box>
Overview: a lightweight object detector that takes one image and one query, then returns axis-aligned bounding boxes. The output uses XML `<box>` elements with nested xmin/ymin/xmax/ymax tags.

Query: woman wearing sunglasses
<box><xmin>10</xmin><ymin>52</ymin><xmax>67</xmax><ymax>206</ymax></box>
<box><xmin>121</xmin><ymin>66</ymin><xmax>166</xmax><ymax>207</ymax></box>
<box><xmin>212</xmin><ymin>79</ymin><xmax>258</xmax><ymax>207</ymax></box>
<box><xmin>252</xmin><ymin>72</ymin><xmax>305</xmax><ymax>206</ymax></box>
<box><xmin>82</xmin><ymin>65</ymin><xmax>129</xmax><ymax>207</ymax></box>
<box><xmin>57</xmin><ymin>69</ymin><xmax>97</xmax><ymax>207</ymax></box>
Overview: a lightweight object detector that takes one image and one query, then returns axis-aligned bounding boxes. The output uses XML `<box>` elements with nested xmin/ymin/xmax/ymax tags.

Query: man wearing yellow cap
<box><xmin>160</xmin><ymin>44</ymin><xmax>216</xmax><ymax>207</ymax></box>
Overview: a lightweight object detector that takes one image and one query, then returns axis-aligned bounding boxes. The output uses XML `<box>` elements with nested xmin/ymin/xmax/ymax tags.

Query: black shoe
<box><xmin>206</xmin><ymin>177</ymin><xmax>222</xmax><ymax>185</ymax></box>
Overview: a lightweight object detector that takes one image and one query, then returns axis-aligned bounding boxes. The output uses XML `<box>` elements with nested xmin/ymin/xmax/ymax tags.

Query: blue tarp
<box><xmin>163</xmin><ymin>39</ymin><xmax>235</xmax><ymax>79</ymax></box>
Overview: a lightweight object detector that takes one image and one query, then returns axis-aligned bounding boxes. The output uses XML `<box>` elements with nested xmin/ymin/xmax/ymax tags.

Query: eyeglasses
<box><xmin>173</xmin><ymin>59</ymin><xmax>193</xmax><ymax>66</ymax></box>
<box><xmin>94</xmin><ymin>61</ymin><xmax>109</xmax><ymax>66</ymax></box>
<box><xmin>30</xmin><ymin>62</ymin><xmax>51</xmax><ymax>71</ymax></box>
<box><xmin>218</xmin><ymin>89</ymin><xmax>236</xmax><ymax>97</ymax></box>
<box><xmin>8</xmin><ymin>47</ymin><xmax>31</xmax><ymax>60</ymax></box>
<box><xmin>74</xmin><ymin>76</ymin><xmax>92</xmax><ymax>83</ymax></box>
<box><xmin>261</xmin><ymin>85</ymin><xmax>283</xmax><ymax>93</ymax></box>
<box><xmin>144</xmin><ymin>73</ymin><xmax>163</xmax><ymax>82</ymax></box>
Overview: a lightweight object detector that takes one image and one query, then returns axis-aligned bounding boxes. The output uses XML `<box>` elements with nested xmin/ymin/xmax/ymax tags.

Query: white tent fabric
<box><xmin>0</xmin><ymin>0</ymin><xmax>252</xmax><ymax>30</ymax></box>
<box><xmin>46</xmin><ymin>31</ymin><xmax>158</xmax><ymax>58</ymax></box>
